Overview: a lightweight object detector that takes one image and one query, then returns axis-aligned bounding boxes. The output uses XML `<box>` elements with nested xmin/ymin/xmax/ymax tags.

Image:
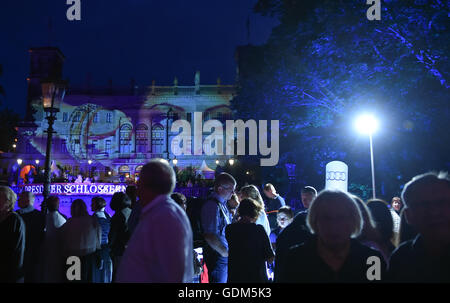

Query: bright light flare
<box><xmin>355</xmin><ymin>114</ymin><xmax>379</xmax><ymax>135</ymax></box>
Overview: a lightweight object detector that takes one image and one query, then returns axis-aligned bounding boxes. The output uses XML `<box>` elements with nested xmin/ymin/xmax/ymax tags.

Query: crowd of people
<box><xmin>0</xmin><ymin>158</ymin><xmax>449</xmax><ymax>283</ymax></box>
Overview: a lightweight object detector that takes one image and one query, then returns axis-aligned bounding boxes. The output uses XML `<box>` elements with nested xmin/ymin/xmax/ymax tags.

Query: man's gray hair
<box><xmin>401</xmin><ymin>171</ymin><xmax>449</xmax><ymax>207</ymax></box>
<box><xmin>0</xmin><ymin>186</ymin><xmax>17</xmax><ymax>212</ymax></box>
<box><xmin>140</xmin><ymin>159</ymin><xmax>176</xmax><ymax>195</ymax></box>
<box><xmin>307</xmin><ymin>189</ymin><xmax>363</xmax><ymax>238</ymax></box>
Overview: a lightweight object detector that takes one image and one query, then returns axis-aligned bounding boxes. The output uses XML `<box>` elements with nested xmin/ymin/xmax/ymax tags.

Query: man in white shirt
<box><xmin>116</xmin><ymin>159</ymin><xmax>193</xmax><ymax>283</ymax></box>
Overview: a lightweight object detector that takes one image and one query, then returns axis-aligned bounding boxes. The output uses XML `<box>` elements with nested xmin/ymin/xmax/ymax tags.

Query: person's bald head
<box><xmin>18</xmin><ymin>191</ymin><xmax>35</xmax><ymax>209</ymax></box>
<box><xmin>138</xmin><ymin>159</ymin><xmax>176</xmax><ymax>205</ymax></box>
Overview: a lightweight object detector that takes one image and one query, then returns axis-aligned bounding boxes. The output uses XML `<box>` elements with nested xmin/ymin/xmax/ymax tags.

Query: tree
<box><xmin>231</xmin><ymin>0</ymin><xmax>449</xmax><ymax>199</ymax></box>
<box><xmin>0</xmin><ymin>64</ymin><xmax>5</xmax><ymax>105</ymax></box>
<box><xmin>0</xmin><ymin>108</ymin><xmax>19</xmax><ymax>153</ymax></box>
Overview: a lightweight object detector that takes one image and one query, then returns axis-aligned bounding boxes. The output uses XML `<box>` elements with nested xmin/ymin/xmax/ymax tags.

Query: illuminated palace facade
<box><xmin>5</xmin><ymin>47</ymin><xmax>236</xmax><ymax>184</ymax></box>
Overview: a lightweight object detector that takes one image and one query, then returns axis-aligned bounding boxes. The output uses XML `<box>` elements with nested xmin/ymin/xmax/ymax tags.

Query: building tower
<box><xmin>25</xmin><ymin>47</ymin><xmax>65</xmax><ymax>121</ymax></box>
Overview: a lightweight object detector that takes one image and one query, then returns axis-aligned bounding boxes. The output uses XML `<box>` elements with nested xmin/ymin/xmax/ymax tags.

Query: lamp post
<box><xmin>88</xmin><ymin>159</ymin><xmax>93</xmax><ymax>179</ymax></box>
<box><xmin>16</xmin><ymin>159</ymin><xmax>23</xmax><ymax>185</ymax></box>
<box><xmin>355</xmin><ymin>114</ymin><xmax>379</xmax><ymax>199</ymax></box>
<box><xmin>166</xmin><ymin>107</ymin><xmax>173</xmax><ymax>160</ymax></box>
<box><xmin>41</xmin><ymin>79</ymin><xmax>66</xmax><ymax>213</ymax></box>
<box><xmin>35</xmin><ymin>160</ymin><xmax>40</xmax><ymax>176</ymax></box>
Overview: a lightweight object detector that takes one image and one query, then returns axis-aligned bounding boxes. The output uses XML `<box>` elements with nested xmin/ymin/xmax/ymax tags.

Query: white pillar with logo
<box><xmin>325</xmin><ymin>161</ymin><xmax>348</xmax><ymax>192</ymax></box>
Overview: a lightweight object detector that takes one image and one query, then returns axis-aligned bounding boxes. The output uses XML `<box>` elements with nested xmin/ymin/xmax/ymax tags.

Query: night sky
<box><xmin>0</xmin><ymin>0</ymin><xmax>278</xmax><ymax>118</ymax></box>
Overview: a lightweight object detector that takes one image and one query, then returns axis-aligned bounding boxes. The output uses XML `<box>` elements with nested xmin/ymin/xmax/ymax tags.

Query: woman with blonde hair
<box><xmin>0</xmin><ymin>186</ymin><xmax>25</xmax><ymax>282</ymax></box>
<box><xmin>238</xmin><ymin>185</ymin><xmax>271</xmax><ymax>236</ymax></box>
<box><xmin>277</xmin><ymin>189</ymin><xmax>386</xmax><ymax>283</ymax></box>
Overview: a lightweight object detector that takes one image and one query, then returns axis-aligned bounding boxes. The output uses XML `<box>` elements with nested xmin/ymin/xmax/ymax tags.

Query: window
<box><xmin>74</xmin><ymin>112</ymin><xmax>81</xmax><ymax>122</ymax></box>
<box><xmin>151</xmin><ymin>124</ymin><xmax>164</xmax><ymax>154</ymax></box>
<box><xmin>119</xmin><ymin>165</ymin><xmax>130</xmax><ymax>174</ymax></box>
<box><xmin>93</xmin><ymin>113</ymin><xmax>99</xmax><ymax>123</ymax></box>
<box><xmin>63</xmin><ymin>112</ymin><xmax>68</xmax><ymax>122</ymax></box>
<box><xmin>105</xmin><ymin>140</ymin><xmax>111</xmax><ymax>154</ymax></box>
<box><xmin>106</xmin><ymin>113</ymin><xmax>112</xmax><ymax>123</ymax></box>
<box><xmin>186</xmin><ymin>113</ymin><xmax>192</xmax><ymax>123</ymax></box>
<box><xmin>61</xmin><ymin>139</ymin><xmax>67</xmax><ymax>153</ymax></box>
<box><xmin>136</xmin><ymin>124</ymin><xmax>149</xmax><ymax>153</ymax></box>
<box><xmin>88</xmin><ymin>139</ymin><xmax>98</xmax><ymax>154</ymax></box>
<box><xmin>120</xmin><ymin>124</ymin><xmax>133</xmax><ymax>154</ymax></box>
<box><xmin>73</xmin><ymin>139</ymin><xmax>80</xmax><ymax>154</ymax></box>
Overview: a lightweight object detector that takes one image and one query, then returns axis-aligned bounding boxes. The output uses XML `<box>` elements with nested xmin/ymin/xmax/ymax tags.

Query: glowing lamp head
<box><xmin>41</xmin><ymin>79</ymin><xmax>67</xmax><ymax>112</ymax></box>
<box><xmin>173</xmin><ymin>158</ymin><xmax>178</xmax><ymax>166</ymax></box>
<box><xmin>35</xmin><ymin>160</ymin><xmax>40</xmax><ymax>165</ymax></box>
<box><xmin>228</xmin><ymin>159</ymin><xmax>235</xmax><ymax>166</ymax></box>
<box><xmin>215</xmin><ymin>160</ymin><xmax>220</xmax><ymax>165</ymax></box>
<box><xmin>88</xmin><ymin>160</ymin><xmax>93</xmax><ymax>165</ymax></box>
<box><xmin>355</xmin><ymin>114</ymin><xmax>379</xmax><ymax>135</ymax></box>
<box><xmin>17</xmin><ymin>159</ymin><xmax>23</xmax><ymax>165</ymax></box>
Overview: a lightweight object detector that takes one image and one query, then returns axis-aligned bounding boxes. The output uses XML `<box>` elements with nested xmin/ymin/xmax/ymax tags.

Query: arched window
<box><xmin>151</xmin><ymin>124</ymin><xmax>164</xmax><ymax>154</ymax></box>
<box><xmin>120</xmin><ymin>124</ymin><xmax>133</xmax><ymax>154</ymax></box>
<box><xmin>136</xmin><ymin>124</ymin><xmax>149</xmax><ymax>153</ymax></box>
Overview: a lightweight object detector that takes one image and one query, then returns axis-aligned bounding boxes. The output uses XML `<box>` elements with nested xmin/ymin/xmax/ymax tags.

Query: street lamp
<box><xmin>16</xmin><ymin>159</ymin><xmax>23</xmax><ymax>184</ymax></box>
<box><xmin>172</xmin><ymin>157</ymin><xmax>178</xmax><ymax>166</ymax></box>
<box><xmin>88</xmin><ymin>159</ymin><xmax>93</xmax><ymax>179</ymax></box>
<box><xmin>228</xmin><ymin>158</ymin><xmax>235</xmax><ymax>166</ymax></box>
<box><xmin>355</xmin><ymin>114</ymin><xmax>379</xmax><ymax>199</ymax></box>
<box><xmin>41</xmin><ymin>78</ymin><xmax>66</xmax><ymax>213</ymax></box>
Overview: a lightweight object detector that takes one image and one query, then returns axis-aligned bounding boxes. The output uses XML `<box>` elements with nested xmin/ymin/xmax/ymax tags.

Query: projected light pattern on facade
<box><xmin>5</xmin><ymin>48</ymin><xmax>236</xmax><ymax>183</ymax></box>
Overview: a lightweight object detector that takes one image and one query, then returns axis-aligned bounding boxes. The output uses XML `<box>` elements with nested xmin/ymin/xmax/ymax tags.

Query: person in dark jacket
<box><xmin>171</xmin><ymin>192</ymin><xmax>203</xmax><ymax>282</ymax></box>
<box><xmin>263</xmin><ymin>183</ymin><xmax>286</xmax><ymax>231</ymax></box>
<box><xmin>226</xmin><ymin>198</ymin><xmax>274</xmax><ymax>283</ymax></box>
<box><xmin>366</xmin><ymin>199</ymin><xmax>396</xmax><ymax>265</ymax></box>
<box><xmin>277</xmin><ymin>189</ymin><xmax>386</xmax><ymax>283</ymax></box>
<box><xmin>40</xmin><ymin>195</ymin><xmax>66</xmax><ymax>282</ymax></box>
<box><xmin>16</xmin><ymin>191</ymin><xmax>44</xmax><ymax>283</ymax></box>
<box><xmin>108</xmin><ymin>192</ymin><xmax>132</xmax><ymax>281</ymax></box>
<box><xmin>398</xmin><ymin>208</ymin><xmax>418</xmax><ymax>244</ymax></box>
<box><xmin>91</xmin><ymin>196</ymin><xmax>113</xmax><ymax>283</ymax></box>
<box><xmin>274</xmin><ymin>186</ymin><xmax>317</xmax><ymax>281</ymax></box>
<box><xmin>0</xmin><ymin>186</ymin><xmax>26</xmax><ymax>283</ymax></box>
<box><xmin>388</xmin><ymin>172</ymin><xmax>450</xmax><ymax>283</ymax></box>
